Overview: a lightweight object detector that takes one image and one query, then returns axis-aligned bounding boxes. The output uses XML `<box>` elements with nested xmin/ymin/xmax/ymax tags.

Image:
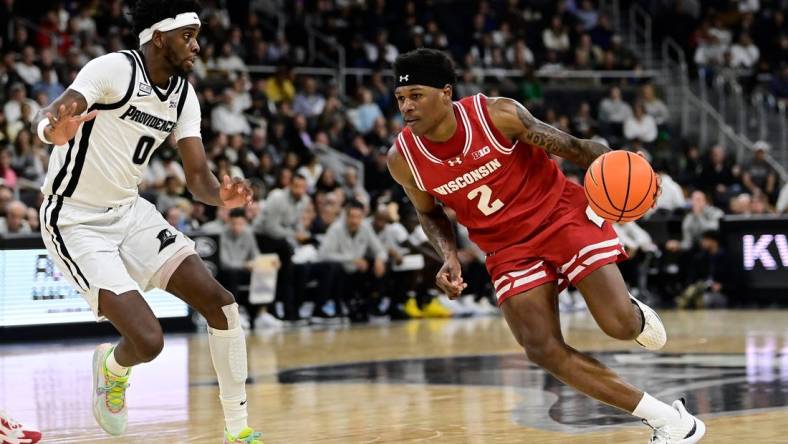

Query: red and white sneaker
<box><xmin>0</xmin><ymin>410</ymin><xmax>42</xmax><ymax>444</ymax></box>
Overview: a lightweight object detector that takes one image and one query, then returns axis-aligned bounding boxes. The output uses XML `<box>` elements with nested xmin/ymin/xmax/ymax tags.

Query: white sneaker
<box><xmin>644</xmin><ymin>399</ymin><xmax>706</xmax><ymax>443</ymax></box>
<box><xmin>439</xmin><ymin>295</ymin><xmax>472</xmax><ymax>317</ymax></box>
<box><xmin>459</xmin><ymin>295</ymin><xmax>484</xmax><ymax>316</ymax></box>
<box><xmin>475</xmin><ymin>297</ymin><xmax>499</xmax><ymax>316</ymax></box>
<box><xmin>631</xmin><ymin>294</ymin><xmax>666</xmax><ymax>350</ymax></box>
<box><xmin>254</xmin><ymin>312</ymin><xmax>284</xmax><ymax>330</ymax></box>
<box><xmin>91</xmin><ymin>344</ymin><xmax>129</xmax><ymax>436</ymax></box>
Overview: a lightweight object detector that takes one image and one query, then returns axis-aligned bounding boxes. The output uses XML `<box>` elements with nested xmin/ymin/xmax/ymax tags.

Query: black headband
<box><xmin>394</xmin><ymin>65</ymin><xmax>453</xmax><ymax>89</ymax></box>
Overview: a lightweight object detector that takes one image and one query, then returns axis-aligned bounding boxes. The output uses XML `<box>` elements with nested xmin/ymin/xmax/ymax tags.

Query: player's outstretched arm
<box><xmin>387</xmin><ymin>146</ymin><xmax>467</xmax><ymax>298</ymax></box>
<box><xmin>178</xmin><ymin>137</ymin><xmax>252</xmax><ymax>208</ymax></box>
<box><xmin>488</xmin><ymin>97</ymin><xmax>610</xmax><ymax>168</ymax></box>
<box><xmin>34</xmin><ymin>89</ymin><xmax>98</xmax><ymax>146</ymax></box>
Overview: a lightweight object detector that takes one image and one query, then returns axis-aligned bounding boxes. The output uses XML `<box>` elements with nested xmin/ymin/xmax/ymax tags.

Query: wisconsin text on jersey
<box><xmin>119</xmin><ymin>105</ymin><xmax>177</xmax><ymax>132</ymax></box>
<box><xmin>432</xmin><ymin>158</ymin><xmax>502</xmax><ymax>195</ymax></box>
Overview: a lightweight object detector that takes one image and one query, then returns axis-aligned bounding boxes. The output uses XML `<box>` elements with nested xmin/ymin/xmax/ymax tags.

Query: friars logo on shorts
<box><xmin>156</xmin><ymin>229</ymin><xmax>177</xmax><ymax>252</ymax></box>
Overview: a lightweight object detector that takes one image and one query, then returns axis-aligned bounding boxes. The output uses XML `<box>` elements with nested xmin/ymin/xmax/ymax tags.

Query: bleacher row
<box><xmin>0</xmin><ymin>1</ymin><xmax>786</xmax><ymax>326</ymax></box>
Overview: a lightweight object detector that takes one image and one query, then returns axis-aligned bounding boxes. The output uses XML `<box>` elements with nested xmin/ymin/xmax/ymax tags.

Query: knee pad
<box><xmin>221</xmin><ymin>302</ymin><xmax>242</xmax><ymax>330</ymax></box>
<box><xmin>209</xmin><ymin>302</ymin><xmax>248</xmax><ymax>383</ymax></box>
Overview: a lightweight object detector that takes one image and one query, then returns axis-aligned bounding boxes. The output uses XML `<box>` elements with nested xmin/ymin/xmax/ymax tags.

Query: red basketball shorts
<box><xmin>485</xmin><ymin>182</ymin><xmax>627</xmax><ymax>305</ymax></box>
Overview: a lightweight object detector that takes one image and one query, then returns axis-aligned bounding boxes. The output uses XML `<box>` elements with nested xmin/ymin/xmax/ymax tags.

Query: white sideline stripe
<box><xmin>566</xmin><ymin>249</ymin><xmax>622</xmax><ymax>281</ymax></box>
<box><xmin>496</xmin><ymin>270</ymin><xmax>548</xmax><ymax>299</ymax></box>
<box><xmin>560</xmin><ymin>238</ymin><xmax>622</xmax><ymax>273</ymax></box>
<box><xmin>495</xmin><ymin>283</ymin><xmax>512</xmax><ymax>299</ymax></box>
<box><xmin>493</xmin><ymin>261</ymin><xmax>545</xmax><ymax>289</ymax></box>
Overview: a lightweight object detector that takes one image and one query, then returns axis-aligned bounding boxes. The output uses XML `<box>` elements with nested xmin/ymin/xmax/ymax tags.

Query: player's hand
<box><xmin>295</xmin><ymin>231</ymin><xmax>311</xmax><ymax>243</ymax></box>
<box><xmin>665</xmin><ymin>239</ymin><xmax>681</xmax><ymax>252</ymax></box>
<box><xmin>44</xmin><ymin>103</ymin><xmax>98</xmax><ymax>145</ymax></box>
<box><xmin>373</xmin><ymin>258</ymin><xmax>386</xmax><ymax>278</ymax></box>
<box><xmin>219</xmin><ymin>175</ymin><xmax>253</xmax><ymax>208</ymax></box>
<box><xmin>635</xmin><ymin>151</ymin><xmax>662</xmax><ymax>208</ymax></box>
<box><xmin>436</xmin><ymin>255</ymin><xmax>467</xmax><ymax>300</ymax></box>
<box><xmin>353</xmin><ymin>257</ymin><xmax>370</xmax><ymax>272</ymax></box>
<box><xmin>391</xmin><ymin>251</ymin><xmax>404</xmax><ymax>265</ymax></box>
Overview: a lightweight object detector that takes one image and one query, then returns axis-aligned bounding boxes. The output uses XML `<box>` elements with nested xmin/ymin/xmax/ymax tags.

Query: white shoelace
<box><xmin>643</xmin><ymin>419</ymin><xmax>671</xmax><ymax>443</ymax></box>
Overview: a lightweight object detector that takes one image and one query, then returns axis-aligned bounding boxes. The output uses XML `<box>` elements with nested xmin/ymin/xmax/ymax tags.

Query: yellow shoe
<box><xmin>92</xmin><ymin>344</ymin><xmax>129</xmax><ymax>436</ymax></box>
<box><xmin>224</xmin><ymin>427</ymin><xmax>263</xmax><ymax>444</ymax></box>
<box><xmin>404</xmin><ymin>298</ymin><xmax>423</xmax><ymax>319</ymax></box>
<box><xmin>422</xmin><ymin>298</ymin><xmax>452</xmax><ymax>318</ymax></box>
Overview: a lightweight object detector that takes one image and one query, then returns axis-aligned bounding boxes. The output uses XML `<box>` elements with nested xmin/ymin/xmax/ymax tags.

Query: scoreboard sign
<box><xmin>723</xmin><ymin>216</ymin><xmax>788</xmax><ymax>291</ymax></box>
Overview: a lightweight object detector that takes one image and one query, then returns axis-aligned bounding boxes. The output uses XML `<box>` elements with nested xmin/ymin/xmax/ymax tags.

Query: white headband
<box><xmin>138</xmin><ymin>12</ymin><xmax>201</xmax><ymax>45</ymax></box>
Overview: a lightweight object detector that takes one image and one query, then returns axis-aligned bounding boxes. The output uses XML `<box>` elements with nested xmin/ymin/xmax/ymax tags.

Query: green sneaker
<box><xmin>91</xmin><ymin>343</ymin><xmax>130</xmax><ymax>435</ymax></box>
<box><xmin>224</xmin><ymin>427</ymin><xmax>264</xmax><ymax>443</ymax></box>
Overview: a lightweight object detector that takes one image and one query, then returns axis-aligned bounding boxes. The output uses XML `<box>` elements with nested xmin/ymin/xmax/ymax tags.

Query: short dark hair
<box><xmin>345</xmin><ymin>199</ymin><xmax>365</xmax><ymax>212</ymax></box>
<box><xmin>132</xmin><ymin>0</ymin><xmax>202</xmax><ymax>36</ymax></box>
<box><xmin>292</xmin><ymin>173</ymin><xmax>308</xmax><ymax>182</ymax></box>
<box><xmin>393</xmin><ymin>48</ymin><xmax>456</xmax><ymax>86</ymax></box>
<box><xmin>229</xmin><ymin>208</ymin><xmax>246</xmax><ymax>219</ymax></box>
<box><xmin>701</xmin><ymin>230</ymin><xmax>721</xmax><ymax>243</ymax></box>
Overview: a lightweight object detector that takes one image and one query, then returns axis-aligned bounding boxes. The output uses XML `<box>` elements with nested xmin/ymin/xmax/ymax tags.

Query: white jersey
<box><xmin>42</xmin><ymin>49</ymin><xmax>201</xmax><ymax>207</ymax></box>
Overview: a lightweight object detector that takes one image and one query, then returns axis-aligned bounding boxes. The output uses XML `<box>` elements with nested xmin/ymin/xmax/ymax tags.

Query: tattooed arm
<box><xmin>487</xmin><ymin>97</ymin><xmax>611</xmax><ymax>168</ymax></box>
<box><xmin>387</xmin><ymin>146</ymin><xmax>467</xmax><ymax>298</ymax></box>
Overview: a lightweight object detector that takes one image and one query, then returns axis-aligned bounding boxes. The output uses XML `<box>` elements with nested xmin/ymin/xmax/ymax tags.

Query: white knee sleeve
<box><xmin>208</xmin><ymin>302</ymin><xmax>247</xmax><ymax>383</ymax></box>
<box><xmin>220</xmin><ymin>301</ymin><xmax>242</xmax><ymax>331</ymax></box>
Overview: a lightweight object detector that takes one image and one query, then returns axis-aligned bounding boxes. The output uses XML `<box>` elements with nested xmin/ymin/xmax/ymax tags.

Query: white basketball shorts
<box><xmin>39</xmin><ymin>195</ymin><xmax>196</xmax><ymax>321</ymax></box>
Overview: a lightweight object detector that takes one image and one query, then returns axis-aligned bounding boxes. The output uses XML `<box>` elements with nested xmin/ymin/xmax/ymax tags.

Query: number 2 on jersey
<box><xmin>467</xmin><ymin>184</ymin><xmax>504</xmax><ymax>216</ymax></box>
<box><xmin>132</xmin><ymin>136</ymin><xmax>156</xmax><ymax>165</ymax></box>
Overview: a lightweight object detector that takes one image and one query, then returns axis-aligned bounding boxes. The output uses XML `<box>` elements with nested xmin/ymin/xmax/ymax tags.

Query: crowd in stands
<box><xmin>651</xmin><ymin>0</ymin><xmax>787</xmax><ymax>100</ymax></box>
<box><xmin>0</xmin><ymin>1</ymin><xmax>786</xmax><ymax>328</ymax></box>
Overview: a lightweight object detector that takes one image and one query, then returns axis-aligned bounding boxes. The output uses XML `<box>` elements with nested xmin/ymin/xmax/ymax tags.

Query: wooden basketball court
<box><xmin>2</xmin><ymin>310</ymin><xmax>787</xmax><ymax>443</ymax></box>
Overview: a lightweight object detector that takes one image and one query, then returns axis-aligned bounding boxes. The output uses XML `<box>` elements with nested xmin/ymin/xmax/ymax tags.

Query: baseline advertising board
<box><xmin>0</xmin><ymin>233</ymin><xmax>220</xmax><ymax>327</ymax></box>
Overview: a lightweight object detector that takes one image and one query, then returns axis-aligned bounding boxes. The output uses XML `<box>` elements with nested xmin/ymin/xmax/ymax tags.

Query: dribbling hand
<box><xmin>44</xmin><ymin>103</ymin><xmax>98</xmax><ymax>145</ymax></box>
<box><xmin>436</xmin><ymin>255</ymin><xmax>467</xmax><ymax>300</ymax></box>
<box><xmin>635</xmin><ymin>151</ymin><xmax>662</xmax><ymax>208</ymax></box>
<box><xmin>219</xmin><ymin>175</ymin><xmax>253</xmax><ymax>208</ymax></box>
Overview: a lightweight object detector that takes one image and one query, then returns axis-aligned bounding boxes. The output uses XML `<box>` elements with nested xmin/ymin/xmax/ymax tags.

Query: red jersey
<box><xmin>396</xmin><ymin>93</ymin><xmax>568</xmax><ymax>254</ymax></box>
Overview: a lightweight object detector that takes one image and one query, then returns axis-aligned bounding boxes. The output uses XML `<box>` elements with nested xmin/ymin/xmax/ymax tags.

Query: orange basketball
<box><xmin>583</xmin><ymin>150</ymin><xmax>657</xmax><ymax>223</ymax></box>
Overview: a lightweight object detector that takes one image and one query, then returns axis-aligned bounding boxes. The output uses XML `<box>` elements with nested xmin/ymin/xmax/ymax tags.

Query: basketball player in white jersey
<box><xmin>34</xmin><ymin>1</ymin><xmax>262</xmax><ymax>442</ymax></box>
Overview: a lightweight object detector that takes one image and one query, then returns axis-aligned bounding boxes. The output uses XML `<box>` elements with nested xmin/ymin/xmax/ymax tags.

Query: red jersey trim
<box><xmin>472</xmin><ymin>94</ymin><xmax>518</xmax><ymax>155</ymax></box>
<box><xmin>396</xmin><ymin>132</ymin><xmax>427</xmax><ymax>191</ymax></box>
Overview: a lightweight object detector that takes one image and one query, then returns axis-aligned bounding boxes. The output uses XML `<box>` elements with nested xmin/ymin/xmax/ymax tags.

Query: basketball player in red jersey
<box><xmin>387</xmin><ymin>49</ymin><xmax>705</xmax><ymax>443</ymax></box>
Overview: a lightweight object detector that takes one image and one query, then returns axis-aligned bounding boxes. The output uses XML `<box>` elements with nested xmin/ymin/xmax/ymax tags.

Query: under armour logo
<box><xmin>156</xmin><ymin>228</ymin><xmax>177</xmax><ymax>252</ymax></box>
<box><xmin>448</xmin><ymin>157</ymin><xmax>462</xmax><ymax>166</ymax></box>
<box><xmin>399</xmin><ymin>74</ymin><xmax>409</xmax><ymax>82</ymax></box>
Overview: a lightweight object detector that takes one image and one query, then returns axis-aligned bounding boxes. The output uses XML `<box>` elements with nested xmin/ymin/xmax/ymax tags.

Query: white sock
<box><xmin>105</xmin><ymin>346</ymin><xmax>130</xmax><ymax>376</ymax></box>
<box><xmin>632</xmin><ymin>392</ymin><xmax>680</xmax><ymax>422</ymax></box>
<box><xmin>208</xmin><ymin>303</ymin><xmax>249</xmax><ymax>436</ymax></box>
